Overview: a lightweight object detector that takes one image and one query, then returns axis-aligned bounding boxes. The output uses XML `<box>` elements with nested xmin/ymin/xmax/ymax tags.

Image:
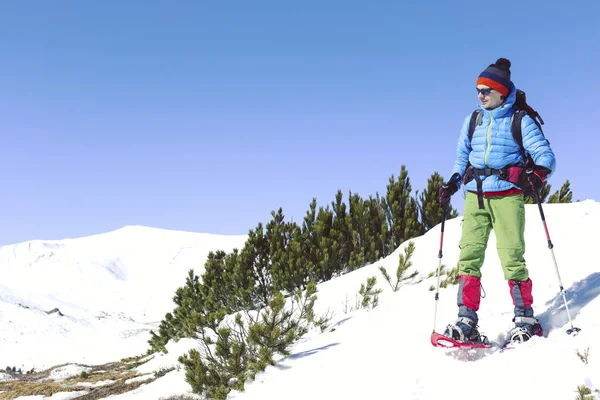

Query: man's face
<box><xmin>477</xmin><ymin>85</ymin><xmax>504</xmax><ymax>110</ymax></box>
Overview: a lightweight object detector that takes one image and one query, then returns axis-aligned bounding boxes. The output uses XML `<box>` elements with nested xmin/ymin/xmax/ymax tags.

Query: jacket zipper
<box><xmin>484</xmin><ymin>111</ymin><xmax>493</xmax><ymax>166</ymax></box>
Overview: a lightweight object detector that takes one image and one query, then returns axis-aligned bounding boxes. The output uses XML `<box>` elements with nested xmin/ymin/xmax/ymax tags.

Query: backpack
<box><xmin>467</xmin><ymin>89</ymin><xmax>548</xmax><ymax>163</ymax></box>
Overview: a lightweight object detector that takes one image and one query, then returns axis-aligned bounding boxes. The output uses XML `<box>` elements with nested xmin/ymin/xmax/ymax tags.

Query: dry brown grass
<box><xmin>70</xmin><ymin>376</ymin><xmax>156</xmax><ymax>400</ymax></box>
<box><xmin>0</xmin><ymin>355</ymin><xmax>157</xmax><ymax>400</ymax></box>
<box><xmin>0</xmin><ymin>380</ymin><xmax>84</xmax><ymax>399</ymax></box>
<box><xmin>65</xmin><ymin>368</ymin><xmax>137</xmax><ymax>385</ymax></box>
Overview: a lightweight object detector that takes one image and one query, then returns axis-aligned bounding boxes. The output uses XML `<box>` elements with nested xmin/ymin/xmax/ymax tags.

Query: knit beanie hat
<box><xmin>476</xmin><ymin>58</ymin><xmax>512</xmax><ymax>96</ymax></box>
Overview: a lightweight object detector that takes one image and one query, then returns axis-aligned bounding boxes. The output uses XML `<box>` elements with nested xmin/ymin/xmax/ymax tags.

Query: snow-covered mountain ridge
<box><xmin>0</xmin><ymin>225</ymin><xmax>247</xmax><ymax>369</ymax></box>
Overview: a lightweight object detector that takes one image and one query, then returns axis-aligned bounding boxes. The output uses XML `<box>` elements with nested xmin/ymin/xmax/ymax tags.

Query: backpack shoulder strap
<box><xmin>468</xmin><ymin>110</ymin><xmax>482</xmax><ymax>144</ymax></box>
<box><xmin>511</xmin><ymin>110</ymin><xmax>528</xmax><ymax>163</ymax></box>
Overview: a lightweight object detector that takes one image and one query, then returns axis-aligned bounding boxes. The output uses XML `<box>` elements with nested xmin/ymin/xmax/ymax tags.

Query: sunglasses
<box><xmin>476</xmin><ymin>87</ymin><xmax>494</xmax><ymax>96</ymax></box>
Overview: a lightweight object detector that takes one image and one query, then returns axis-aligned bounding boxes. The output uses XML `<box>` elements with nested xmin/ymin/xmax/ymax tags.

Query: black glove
<box><xmin>439</xmin><ymin>173</ymin><xmax>462</xmax><ymax>209</ymax></box>
<box><xmin>522</xmin><ymin>166</ymin><xmax>550</xmax><ymax>198</ymax></box>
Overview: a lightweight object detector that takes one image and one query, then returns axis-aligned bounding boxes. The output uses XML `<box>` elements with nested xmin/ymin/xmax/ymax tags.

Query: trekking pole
<box><xmin>432</xmin><ymin>208</ymin><xmax>448</xmax><ymax>334</ymax></box>
<box><xmin>529</xmin><ymin>175</ymin><xmax>581</xmax><ymax>335</ymax></box>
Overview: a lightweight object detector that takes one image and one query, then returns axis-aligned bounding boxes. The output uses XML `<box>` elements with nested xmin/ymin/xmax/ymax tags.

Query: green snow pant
<box><xmin>458</xmin><ymin>192</ymin><xmax>528</xmax><ymax>281</ymax></box>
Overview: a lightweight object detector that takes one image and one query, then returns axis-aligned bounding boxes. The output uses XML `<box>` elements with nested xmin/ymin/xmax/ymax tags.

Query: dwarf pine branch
<box><xmin>359</xmin><ymin>276</ymin><xmax>383</xmax><ymax>309</ymax></box>
<box><xmin>574</xmin><ymin>384</ymin><xmax>594</xmax><ymax>400</ymax></box>
<box><xmin>379</xmin><ymin>241</ymin><xmax>418</xmax><ymax>292</ymax></box>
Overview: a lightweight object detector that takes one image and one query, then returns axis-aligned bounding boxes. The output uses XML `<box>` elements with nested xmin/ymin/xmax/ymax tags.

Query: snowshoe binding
<box><xmin>444</xmin><ymin>317</ymin><xmax>488</xmax><ymax>345</ymax></box>
<box><xmin>508</xmin><ymin>316</ymin><xmax>543</xmax><ymax>343</ymax></box>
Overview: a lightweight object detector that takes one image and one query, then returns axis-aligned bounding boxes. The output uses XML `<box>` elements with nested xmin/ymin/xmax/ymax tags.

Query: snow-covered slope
<box><xmin>2</xmin><ymin>201</ymin><xmax>600</xmax><ymax>400</ymax></box>
<box><xmin>230</xmin><ymin>200</ymin><xmax>600</xmax><ymax>400</ymax></box>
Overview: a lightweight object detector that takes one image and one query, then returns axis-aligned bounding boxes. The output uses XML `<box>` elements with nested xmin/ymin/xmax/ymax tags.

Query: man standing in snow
<box><xmin>438</xmin><ymin>58</ymin><xmax>556</xmax><ymax>343</ymax></box>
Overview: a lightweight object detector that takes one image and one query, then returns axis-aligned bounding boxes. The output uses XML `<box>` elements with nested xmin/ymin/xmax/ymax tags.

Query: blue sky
<box><xmin>1</xmin><ymin>1</ymin><xmax>599</xmax><ymax>245</ymax></box>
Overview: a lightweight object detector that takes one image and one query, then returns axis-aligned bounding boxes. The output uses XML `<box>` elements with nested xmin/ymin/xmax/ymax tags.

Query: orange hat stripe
<box><xmin>476</xmin><ymin>77</ymin><xmax>509</xmax><ymax>96</ymax></box>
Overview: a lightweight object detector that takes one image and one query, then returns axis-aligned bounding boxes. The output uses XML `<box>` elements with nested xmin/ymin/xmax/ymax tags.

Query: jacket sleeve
<box><xmin>521</xmin><ymin>115</ymin><xmax>556</xmax><ymax>177</ymax></box>
<box><xmin>451</xmin><ymin>115</ymin><xmax>472</xmax><ymax>183</ymax></box>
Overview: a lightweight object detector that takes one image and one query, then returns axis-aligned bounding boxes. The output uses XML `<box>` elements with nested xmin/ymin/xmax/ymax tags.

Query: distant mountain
<box><xmin>0</xmin><ymin>226</ymin><xmax>247</xmax><ymax>369</ymax></box>
<box><xmin>0</xmin><ymin>225</ymin><xmax>247</xmax><ymax>321</ymax></box>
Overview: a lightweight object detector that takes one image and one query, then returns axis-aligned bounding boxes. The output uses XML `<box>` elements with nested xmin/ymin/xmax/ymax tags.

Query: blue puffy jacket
<box><xmin>451</xmin><ymin>84</ymin><xmax>556</xmax><ymax>193</ymax></box>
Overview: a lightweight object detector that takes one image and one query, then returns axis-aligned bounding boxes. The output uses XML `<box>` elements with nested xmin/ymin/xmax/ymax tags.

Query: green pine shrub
<box><xmin>358</xmin><ymin>276</ymin><xmax>382</xmax><ymax>309</ymax></box>
<box><xmin>379</xmin><ymin>241</ymin><xmax>418</xmax><ymax>292</ymax></box>
<box><xmin>178</xmin><ymin>282</ymin><xmax>327</xmax><ymax>399</ymax></box>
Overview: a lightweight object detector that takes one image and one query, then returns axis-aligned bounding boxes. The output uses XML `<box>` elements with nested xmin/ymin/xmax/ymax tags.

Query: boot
<box><xmin>509</xmin><ymin>316</ymin><xmax>542</xmax><ymax>342</ymax></box>
<box><xmin>508</xmin><ymin>278</ymin><xmax>541</xmax><ymax>343</ymax></box>
<box><xmin>444</xmin><ymin>317</ymin><xmax>485</xmax><ymax>343</ymax></box>
<box><xmin>445</xmin><ymin>275</ymin><xmax>485</xmax><ymax>342</ymax></box>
